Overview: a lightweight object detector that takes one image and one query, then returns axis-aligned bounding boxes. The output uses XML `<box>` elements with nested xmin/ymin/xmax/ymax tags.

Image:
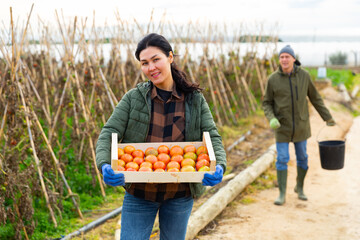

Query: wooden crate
<box><xmin>111</xmin><ymin>132</ymin><xmax>216</xmax><ymax>183</ymax></box>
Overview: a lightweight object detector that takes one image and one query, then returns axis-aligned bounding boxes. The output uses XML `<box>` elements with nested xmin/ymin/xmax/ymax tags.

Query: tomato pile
<box><xmin>116</xmin><ymin>145</ymin><xmax>211</xmax><ymax>172</ymax></box>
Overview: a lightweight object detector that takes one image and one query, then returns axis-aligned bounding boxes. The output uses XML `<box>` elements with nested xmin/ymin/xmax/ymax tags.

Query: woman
<box><xmin>95</xmin><ymin>33</ymin><xmax>226</xmax><ymax>240</ymax></box>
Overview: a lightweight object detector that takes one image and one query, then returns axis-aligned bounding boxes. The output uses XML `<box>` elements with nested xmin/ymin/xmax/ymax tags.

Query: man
<box><xmin>262</xmin><ymin>45</ymin><xmax>335</xmax><ymax>205</ymax></box>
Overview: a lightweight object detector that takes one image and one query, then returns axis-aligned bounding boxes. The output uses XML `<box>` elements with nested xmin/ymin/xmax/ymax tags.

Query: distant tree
<box><xmin>329</xmin><ymin>52</ymin><xmax>348</xmax><ymax>65</ymax></box>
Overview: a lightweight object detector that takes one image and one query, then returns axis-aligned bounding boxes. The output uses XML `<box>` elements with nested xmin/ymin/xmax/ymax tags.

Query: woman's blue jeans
<box><xmin>120</xmin><ymin>192</ymin><xmax>194</xmax><ymax>240</ymax></box>
<box><xmin>276</xmin><ymin>140</ymin><xmax>308</xmax><ymax>171</ymax></box>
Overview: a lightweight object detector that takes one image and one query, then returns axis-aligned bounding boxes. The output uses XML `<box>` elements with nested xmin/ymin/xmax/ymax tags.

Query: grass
<box><xmin>51</xmin><ymin>190</ymin><xmax>124</xmax><ymax>239</ymax></box>
<box><xmin>0</xmin><ymin>172</ymin><xmax>125</xmax><ymax>240</ymax></box>
<box><xmin>243</xmin><ymin>159</ymin><xmax>255</xmax><ymax>166</ymax></box>
<box><xmin>239</xmin><ymin>196</ymin><xmax>257</xmax><ymax>205</ymax></box>
<box><xmin>246</xmin><ymin>170</ymin><xmax>275</xmax><ymax>193</ymax></box>
<box><xmin>224</xmin><ymin>168</ymin><xmax>276</xmax><ymax>209</ymax></box>
<box><xmin>307</xmin><ymin>67</ymin><xmax>360</xmax><ymax>117</ymax></box>
<box><xmin>218</xmin><ymin>110</ymin><xmax>266</xmax><ymax>147</ymax></box>
<box><xmin>306</xmin><ymin>67</ymin><xmax>360</xmax><ymax>92</ymax></box>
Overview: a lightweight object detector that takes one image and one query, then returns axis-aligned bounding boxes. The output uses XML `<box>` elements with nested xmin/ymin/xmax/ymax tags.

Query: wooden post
<box><xmin>16</xmin><ymin>79</ymin><xmax>58</xmax><ymax>227</ymax></box>
<box><xmin>214</xmin><ymin>60</ymin><xmax>237</xmax><ymax>124</ymax></box>
<box><xmin>0</xmin><ymin>103</ymin><xmax>8</xmax><ymax>143</ymax></box>
<box><xmin>71</xmin><ymin>68</ymin><xmax>106</xmax><ymax>198</ymax></box>
<box><xmin>213</xmin><ymin>69</ymin><xmax>232</xmax><ymax>124</ymax></box>
<box><xmin>48</xmin><ymin>70</ymin><xmax>71</xmax><ymax>142</ymax></box>
<box><xmin>203</xmin><ymin>55</ymin><xmax>223</xmax><ymax>126</ymax></box>
<box><xmin>254</xmin><ymin>59</ymin><xmax>265</xmax><ymax>96</ymax></box>
<box><xmin>220</xmin><ymin>71</ymin><xmax>241</xmax><ymax>114</ymax></box>
<box><xmin>98</xmin><ymin>67</ymin><xmax>116</xmax><ymax>110</ymax></box>
<box><xmin>241</xmin><ymin>75</ymin><xmax>257</xmax><ymax>113</ymax></box>
<box><xmin>231</xmin><ymin>57</ymin><xmax>249</xmax><ymax>116</ymax></box>
<box><xmin>185</xmin><ymin>145</ymin><xmax>276</xmax><ymax>240</ymax></box>
<box><xmin>19</xmin><ymin>60</ymin><xmax>52</xmax><ymax>124</ymax></box>
<box><xmin>30</xmin><ymin>109</ymin><xmax>83</xmax><ymax>219</ymax></box>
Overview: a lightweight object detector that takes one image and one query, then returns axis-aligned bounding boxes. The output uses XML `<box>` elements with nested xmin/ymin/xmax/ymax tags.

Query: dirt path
<box><xmin>198</xmin><ymin>93</ymin><xmax>360</xmax><ymax>239</ymax></box>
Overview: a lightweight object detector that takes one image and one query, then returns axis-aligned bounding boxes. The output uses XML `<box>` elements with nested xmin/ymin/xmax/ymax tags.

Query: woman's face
<box><xmin>139</xmin><ymin>46</ymin><xmax>174</xmax><ymax>91</ymax></box>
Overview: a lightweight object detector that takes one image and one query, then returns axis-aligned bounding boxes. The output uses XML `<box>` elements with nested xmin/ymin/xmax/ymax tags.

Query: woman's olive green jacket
<box><xmin>96</xmin><ymin>81</ymin><xmax>226</xmax><ymax>198</ymax></box>
<box><xmin>262</xmin><ymin>65</ymin><xmax>332</xmax><ymax>142</ymax></box>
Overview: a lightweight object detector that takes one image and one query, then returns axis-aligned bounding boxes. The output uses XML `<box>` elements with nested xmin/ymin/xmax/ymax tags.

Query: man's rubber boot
<box><xmin>294</xmin><ymin>166</ymin><xmax>308</xmax><ymax>201</ymax></box>
<box><xmin>274</xmin><ymin>170</ymin><xmax>287</xmax><ymax>205</ymax></box>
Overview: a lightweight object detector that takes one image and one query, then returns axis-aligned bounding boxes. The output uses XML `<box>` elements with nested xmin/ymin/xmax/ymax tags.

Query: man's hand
<box><xmin>326</xmin><ymin>118</ymin><xmax>336</xmax><ymax>126</ymax></box>
<box><xmin>202</xmin><ymin>165</ymin><xmax>224</xmax><ymax>186</ymax></box>
<box><xmin>102</xmin><ymin>164</ymin><xmax>125</xmax><ymax>186</ymax></box>
<box><xmin>270</xmin><ymin>118</ymin><xmax>281</xmax><ymax>129</ymax></box>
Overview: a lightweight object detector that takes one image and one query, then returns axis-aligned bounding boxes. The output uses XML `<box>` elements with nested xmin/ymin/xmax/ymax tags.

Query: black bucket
<box><xmin>318</xmin><ymin>140</ymin><xmax>345</xmax><ymax>170</ymax></box>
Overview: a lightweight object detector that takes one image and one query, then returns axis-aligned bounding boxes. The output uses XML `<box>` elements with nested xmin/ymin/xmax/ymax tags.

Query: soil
<box><xmin>196</xmin><ymin>87</ymin><xmax>360</xmax><ymax>240</ymax></box>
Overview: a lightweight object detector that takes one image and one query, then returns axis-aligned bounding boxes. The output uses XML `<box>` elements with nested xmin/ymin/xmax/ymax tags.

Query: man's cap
<box><xmin>279</xmin><ymin>45</ymin><xmax>301</xmax><ymax>65</ymax></box>
<box><xmin>279</xmin><ymin>45</ymin><xmax>295</xmax><ymax>58</ymax></box>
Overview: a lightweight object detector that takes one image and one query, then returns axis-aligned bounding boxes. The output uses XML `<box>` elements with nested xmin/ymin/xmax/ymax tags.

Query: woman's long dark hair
<box><xmin>135</xmin><ymin>33</ymin><xmax>201</xmax><ymax>93</ymax></box>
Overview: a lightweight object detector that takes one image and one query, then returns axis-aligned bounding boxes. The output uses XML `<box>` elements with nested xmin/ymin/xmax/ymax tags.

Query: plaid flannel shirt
<box><xmin>127</xmin><ymin>84</ymin><xmax>191</xmax><ymax>202</ymax></box>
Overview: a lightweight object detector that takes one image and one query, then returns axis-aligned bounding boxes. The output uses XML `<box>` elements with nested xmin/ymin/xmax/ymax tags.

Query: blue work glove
<box><xmin>102</xmin><ymin>164</ymin><xmax>125</xmax><ymax>186</ymax></box>
<box><xmin>202</xmin><ymin>165</ymin><xmax>224</xmax><ymax>186</ymax></box>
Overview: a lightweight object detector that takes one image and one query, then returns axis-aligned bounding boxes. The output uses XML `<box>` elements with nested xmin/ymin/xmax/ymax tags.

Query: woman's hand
<box><xmin>102</xmin><ymin>164</ymin><xmax>125</xmax><ymax>186</ymax></box>
<box><xmin>202</xmin><ymin>165</ymin><xmax>224</xmax><ymax>186</ymax></box>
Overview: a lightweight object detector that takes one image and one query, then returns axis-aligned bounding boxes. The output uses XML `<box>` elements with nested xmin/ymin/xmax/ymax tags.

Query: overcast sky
<box><xmin>1</xmin><ymin>0</ymin><xmax>360</xmax><ymax>37</ymax></box>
